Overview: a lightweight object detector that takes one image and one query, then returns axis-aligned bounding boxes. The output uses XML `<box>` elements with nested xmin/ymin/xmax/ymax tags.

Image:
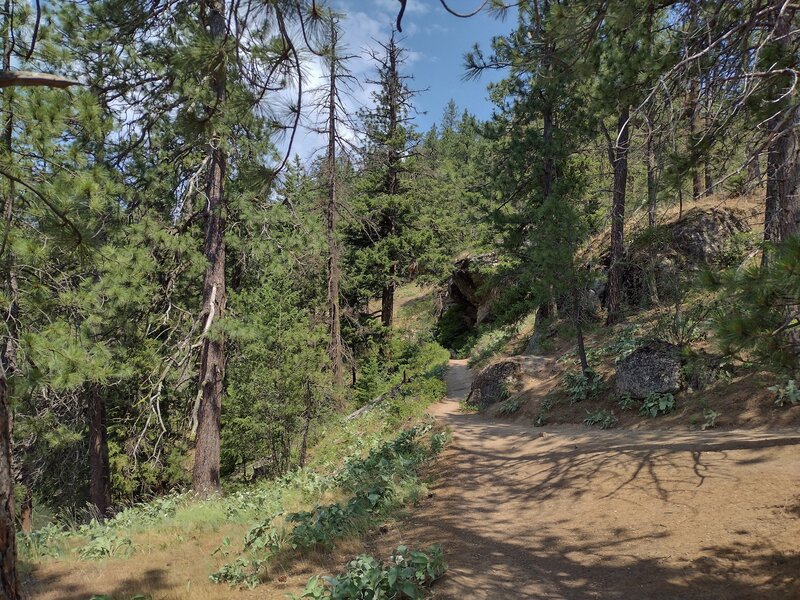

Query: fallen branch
<box><xmin>0</xmin><ymin>70</ymin><xmax>82</xmax><ymax>89</ymax></box>
<box><xmin>345</xmin><ymin>378</ymin><xmax>412</xmax><ymax>421</ymax></box>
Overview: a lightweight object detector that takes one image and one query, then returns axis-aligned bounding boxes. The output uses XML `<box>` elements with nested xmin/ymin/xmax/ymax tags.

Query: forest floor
<box><xmin>371</xmin><ymin>359</ymin><xmax>800</xmax><ymax>599</ymax></box>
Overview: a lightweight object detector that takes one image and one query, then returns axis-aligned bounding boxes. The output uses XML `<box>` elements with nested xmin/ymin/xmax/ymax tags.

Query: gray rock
<box><xmin>670</xmin><ymin>208</ymin><xmax>749</xmax><ymax>263</ymax></box>
<box><xmin>621</xmin><ymin>207</ymin><xmax>751</xmax><ymax>306</ymax></box>
<box><xmin>470</xmin><ymin>355</ymin><xmax>553</xmax><ymax>408</ymax></box>
<box><xmin>615</xmin><ymin>341</ymin><xmax>682</xmax><ymax>398</ymax></box>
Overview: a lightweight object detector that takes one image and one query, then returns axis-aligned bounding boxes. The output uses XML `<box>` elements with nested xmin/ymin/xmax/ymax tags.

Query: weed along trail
<box><xmin>384</xmin><ymin>359</ymin><xmax>800</xmax><ymax>600</ymax></box>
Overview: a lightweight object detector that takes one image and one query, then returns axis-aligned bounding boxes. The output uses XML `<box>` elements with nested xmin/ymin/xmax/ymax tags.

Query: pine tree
<box><xmin>470</xmin><ymin>0</ymin><xmax>596</xmax><ymax>371</ymax></box>
<box><xmin>351</xmin><ymin>33</ymin><xmax>420</xmax><ymax>330</ymax></box>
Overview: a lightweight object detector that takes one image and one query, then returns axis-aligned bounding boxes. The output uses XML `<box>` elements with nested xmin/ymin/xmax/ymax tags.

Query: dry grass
<box><xmin>24</xmin><ymin>527</ymin><xmax>363</xmax><ymax>600</ymax></box>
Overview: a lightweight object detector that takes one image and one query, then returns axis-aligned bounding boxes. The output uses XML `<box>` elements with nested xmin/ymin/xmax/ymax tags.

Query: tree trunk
<box><xmin>0</xmin><ymin>375</ymin><xmax>17</xmax><ymax>599</ymax></box>
<box><xmin>646</xmin><ymin>121</ymin><xmax>658</xmax><ymax>230</ymax></box>
<box><xmin>87</xmin><ymin>385</ymin><xmax>111</xmax><ymax>518</ymax></box>
<box><xmin>704</xmin><ymin>160</ymin><xmax>714</xmax><ymax>196</ymax></box>
<box><xmin>763</xmin><ymin>6</ymin><xmax>800</xmax><ymax>264</ymax></box>
<box><xmin>193</xmin><ymin>0</ymin><xmax>227</xmax><ymax>498</ymax></box>
<box><xmin>381</xmin><ymin>275</ymin><xmax>396</xmax><ymax>328</ymax></box>
<box><xmin>0</xmin><ymin>9</ymin><xmax>19</xmax><ymax>595</ymax></box>
<box><xmin>380</xmin><ymin>34</ymin><xmax>401</xmax><ymax>331</ymax></box>
<box><xmin>689</xmin><ymin>77</ymin><xmax>702</xmax><ymax>201</ymax></box>
<box><xmin>18</xmin><ymin>486</ymin><xmax>31</xmax><ymax>535</ymax></box>
<box><xmin>325</xmin><ymin>22</ymin><xmax>344</xmax><ymax>388</ymax></box>
<box><xmin>605</xmin><ymin>108</ymin><xmax>631</xmax><ymax>326</ymax></box>
<box><xmin>747</xmin><ymin>142</ymin><xmax>762</xmax><ymax>186</ymax></box>
<box><xmin>572</xmin><ymin>287</ymin><xmax>589</xmax><ymax>375</ymax></box>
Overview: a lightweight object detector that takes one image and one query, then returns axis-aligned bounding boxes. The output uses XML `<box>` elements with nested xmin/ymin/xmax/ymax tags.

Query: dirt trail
<box><xmin>390</xmin><ymin>359</ymin><xmax>800</xmax><ymax>599</ymax></box>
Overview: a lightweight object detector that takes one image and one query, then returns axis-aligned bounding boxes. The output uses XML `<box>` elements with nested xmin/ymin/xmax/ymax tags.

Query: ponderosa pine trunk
<box><xmin>380</xmin><ymin>35</ymin><xmax>401</xmax><ymax>330</ymax></box>
<box><xmin>763</xmin><ymin>6</ymin><xmax>800</xmax><ymax>264</ymax></box>
<box><xmin>0</xmin><ymin>375</ymin><xmax>16</xmax><ymax>600</ymax></box>
<box><xmin>689</xmin><ymin>77</ymin><xmax>703</xmax><ymax>201</ymax></box>
<box><xmin>325</xmin><ymin>22</ymin><xmax>344</xmax><ymax>388</ymax></box>
<box><xmin>605</xmin><ymin>108</ymin><xmax>631</xmax><ymax>326</ymax></box>
<box><xmin>193</xmin><ymin>0</ymin><xmax>227</xmax><ymax>498</ymax></box>
<box><xmin>0</xmin><ymin>8</ymin><xmax>19</xmax><ymax>595</ymax></box>
<box><xmin>87</xmin><ymin>385</ymin><xmax>111</xmax><ymax>518</ymax></box>
<box><xmin>647</xmin><ymin>140</ymin><xmax>657</xmax><ymax>230</ymax></box>
<box><xmin>381</xmin><ymin>274</ymin><xmax>396</xmax><ymax>328</ymax></box>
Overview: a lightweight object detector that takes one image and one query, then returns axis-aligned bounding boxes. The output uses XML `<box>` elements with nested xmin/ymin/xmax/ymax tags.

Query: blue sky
<box><xmin>293</xmin><ymin>0</ymin><xmax>515</xmax><ymax>158</ymax></box>
<box><xmin>335</xmin><ymin>0</ymin><xmax>514</xmax><ymax>127</ymax></box>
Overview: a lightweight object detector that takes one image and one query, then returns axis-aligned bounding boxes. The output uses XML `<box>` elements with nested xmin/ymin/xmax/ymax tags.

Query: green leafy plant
<box><xmin>769</xmin><ymin>379</ymin><xmax>800</xmax><ymax>407</ymax></box>
<box><xmin>496</xmin><ymin>398</ymin><xmax>521</xmax><ymax>416</ymax></box>
<box><xmin>77</xmin><ymin>529</ymin><xmax>135</xmax><ymax>559</ymax></box>
<box><xmin>18</xmin><ymin>524</ymin><xmax>67</xmax><ymax>561</ymax></box>
<box><xmin>639</xmin><ymin>392</ymin><xmax>676</xmax><ymax>418</ymax></box>
<box><xmin>583</xmin><ymin>409</ymin><xmax>618</xmax><ymax>429</ymax></box>
<box><xmin>617</xmin><ymin>393</ymin><xmax>636</xmax><ymax>411</ymax></box>
<box><xmin>211</xmin><ymin>424</ymin><xmax>447</xmax><ymax>587</ymax></box>
<box><xmin>293</xmin><ymin>545</ymin><xmax>446</xmax><ymax>599</ymax></box>
<box><xmin>562</xmin><ymin>369</ymin><xmax>603</xmax><ymax>403</ymax></box>
<box><xmin>701</xmin><ymin>408</ymin><xmax>720</xmax><ymax>430</ymax></box>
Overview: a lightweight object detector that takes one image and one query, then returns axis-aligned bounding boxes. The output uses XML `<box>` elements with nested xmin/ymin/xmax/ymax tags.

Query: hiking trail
<box><xmin>387</xmin><ymin>359</ymin><xmax>800</xmax><ymax>599</ymax></box>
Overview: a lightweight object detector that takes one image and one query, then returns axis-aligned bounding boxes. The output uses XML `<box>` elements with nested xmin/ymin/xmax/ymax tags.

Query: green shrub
<box><xmin>583</xmin><ymin>409</ymin><xmax>618</xmax><ymax>429</ymax></box>
<box><xmin>639</xmin><ymin>392</ymin><xmax>676</xmax><ymax>417</ymax></box>
<box><xmin>617</xmin><ymin>393</ymin><xmax>636</xmax><ymax>411</ymax></box>
<box><xmin>435</xmin><ymin>305</ymin><xmax>475</xmax><ymax>355</ymax></box>
<box><xmin>77</xmin><ymin>528</ymin><xmax>135</xmax><ymax>559</ymax></box>
<box><xmin>769</xmin><ymin>379</ymin><xmax>800</xmax><ymax>407</ymax></box>
<box><xmin>562</xmin><ymin>369</ymin><xmax>603</xmax><ymax>403</ymax></box>
<box><xmin>496</xmin><ymin>398</ymin><xmax>521</xmax><ymax>416</ymax></box>
<box><xmin>701</xmin><ymin>408</ymin><xmax>720</xmax><ymax>430</ymax></box>
<box><xmin>294</xmin><ymin>545</ymin><xmax>446</xmax><ymax>600</ymax></box>
<box><xmin>211</xmin><ymin>424</ymin><xmax>447</xmax><ymax>587</ymax></box>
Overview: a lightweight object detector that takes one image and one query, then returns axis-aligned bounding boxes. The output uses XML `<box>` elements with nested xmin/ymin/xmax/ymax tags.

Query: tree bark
<box><xmin>381</xmin><ymin>275</ymin><xmax>396</xmax><ymax>328</ymax></box>
<box><xmin>0</xmin><ymin>375</ymin><xmax>17</xmax><ymax>599</ymax></box>
<box><xmin>87</xmin><ymin>385</ymin><xmax>111</xmax><ymax>518</ymax></box>
<box><xmin>689</xmin><ymin>76</ymin><xmax>702</xmax><ymax>201</ymax></box>
<box><xmin>763</xmin><ymin>6</ymin><xmax>800</xmax><ymax>264</ymax></box>
<box><xmin>325</xmin><ymin>22</ymin><xmax>344</xmax><ymax>388</ymax></box>
<box><xmin>193</xmin><ymin>0</ymin><xmax>227</xmax><ymax>498</ymax></box>
<box><xmin>646</xmin><ymin>119</ymin><xmax>658</xmax><ymax>230</ymax></box>
<box><xmin>0</xmin><ymin>10</ymin><xmax>19</xmax><ymax>595</ymax></box>
<box><xmin>605</xmin><ymin>108</ymin><xmax>631</xmax><ymax>326</ymax></box>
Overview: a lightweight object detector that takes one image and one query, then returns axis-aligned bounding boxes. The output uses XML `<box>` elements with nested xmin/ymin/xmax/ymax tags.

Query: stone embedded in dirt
<box><xmin>470</xmin><ymin>355</ymin><xmax>551</xmax><ymax>408</ymax></box>
<box><xmin>615</xmin><ymin>341</ymin><xmax>682</xmax><ymax>398</ymax></box>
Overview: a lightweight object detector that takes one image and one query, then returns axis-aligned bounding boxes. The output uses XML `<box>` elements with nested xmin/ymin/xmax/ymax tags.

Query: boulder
<box><xmin>615</xmin><ymin>341</ymin><xmax>682</xmax><ymax>398</ymax></box>
<box><xmin>670</xmin><ymin>208</ymin><xmax>749</xmax><ymax>263</ymax></box>
<box><xmin>470</xmin><ymin>355</ymin><xmax>552</xmax><ymax>408</ymax></box>
<box><xmin>621</xmin><ymin>208</ymin><xmax>751</xmax><ymax>305</ymax></box>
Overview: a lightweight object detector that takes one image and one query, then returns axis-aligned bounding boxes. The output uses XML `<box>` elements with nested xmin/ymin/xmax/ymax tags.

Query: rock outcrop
<box><xmin>445</xmin><ymin>253</ymin><xmax>499</xmax><ymax>327</ymax></box>
<box><xmin>615</xmin><ymin>341</ymin><xmax>682</xmax><ymax>398</ymax></box>
<box><xmin>470</xmin><ymin>355</ymin><xmax>552</xmax><ymax>408</ymax></box>
<box><xmin>621</xmin><ymin>207</ymin><xmax>751</xmax><ymax>305</ymax></box>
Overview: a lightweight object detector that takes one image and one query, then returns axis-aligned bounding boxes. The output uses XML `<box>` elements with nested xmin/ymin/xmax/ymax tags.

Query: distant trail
<box><xmin>397</xmin><ymin>359</ymin><xmax>800</xmax><ymax>599</ymax></box>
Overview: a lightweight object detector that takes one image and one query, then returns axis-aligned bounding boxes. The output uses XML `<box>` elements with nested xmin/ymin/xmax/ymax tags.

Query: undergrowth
<box><xmin>19</xmin><ymin>342</ymin><xmax>450</xmax><ymax>570</ymax></box>
<box><xmin>210</xmin><ymin>423</ymin><xmax>448</xmax><ymax>588</ymax></box>
<box><xmin>293</xmin><ymin>545</ymin><xmax>446</xmax><ymax>599</ymax></box>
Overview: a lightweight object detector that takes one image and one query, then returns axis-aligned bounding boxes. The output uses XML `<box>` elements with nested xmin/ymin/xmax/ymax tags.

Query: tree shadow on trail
<box><xmin>423</xmin><ymin>522</ymin><xmax>800</xmax><ymax>600</ymax></box>
<box><xmin>22</xmin><ymin>566</ymin><xmax>169</xmax><ymax>600</ymax></box>
<box><xmin>395</xmin><ymin>413</ymin><xmax>800</xmax><ymax>600</ymax></box>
